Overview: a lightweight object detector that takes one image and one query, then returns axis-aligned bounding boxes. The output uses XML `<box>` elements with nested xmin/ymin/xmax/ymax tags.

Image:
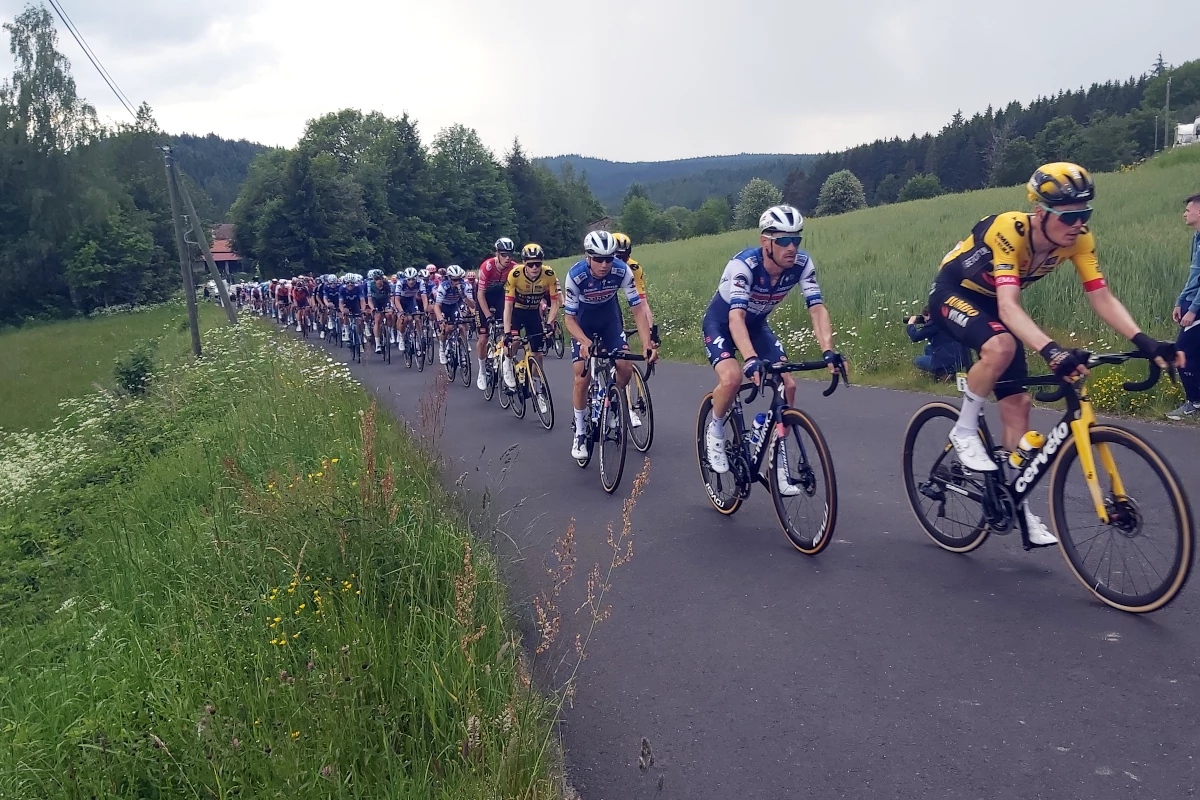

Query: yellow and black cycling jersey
<box><xmin>504</xmin><ymin>266</ymin><xmax>559</xmax><ymax>310</ymax></box>
<box><xmin>937</xmin><ymin>211</ymin><xmax>1106</xmax><ymax>298</ymax></box>
<box><xmin>626</xmin><ymin>258</ymin><xmax>647</xmax><ymax>298</ymax></box>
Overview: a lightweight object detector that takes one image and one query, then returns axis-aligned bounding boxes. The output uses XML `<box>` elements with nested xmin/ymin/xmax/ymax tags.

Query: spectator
<box><xmin>1168</xmin><ymin>193</ymin><xmax>1200</xmax><ymax>420</ymax></box>
<box><xmin>907</xmin><ymin>306</ymin><xmax>969</xmax><ymax>379</ymax></box>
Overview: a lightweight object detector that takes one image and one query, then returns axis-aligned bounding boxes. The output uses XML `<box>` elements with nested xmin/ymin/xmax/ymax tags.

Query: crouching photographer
<box><xmin>906</xmin><ymin>307</ymin><xmax>969</xmax><ymax>380</ymax></box>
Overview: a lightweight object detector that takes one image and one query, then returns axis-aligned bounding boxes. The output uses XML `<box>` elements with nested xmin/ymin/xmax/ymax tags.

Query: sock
<box><xmin>574</xmin><ymin>407</ymin><xmax>586</xmax><ymax>431</ymax></box>
<box><xmin>709</xmin><ymin>414</ymin><xmax>725</xmax><ymax>438</ymax></box>
<box><xmin>476</xmin><ymin>357</ymin><xmax>484</xmax><ymax>371</ymax></box>
<box><xmin>953</xmin><ymin>389</ymin><xmax>986</xmax><ymax>437</ymax></box>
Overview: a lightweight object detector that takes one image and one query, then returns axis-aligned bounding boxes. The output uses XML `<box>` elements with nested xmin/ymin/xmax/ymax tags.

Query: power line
<box><xmin>44</xmin><ymin>0</ymin><xmax>138</xmax><ymax>120</ymax></box>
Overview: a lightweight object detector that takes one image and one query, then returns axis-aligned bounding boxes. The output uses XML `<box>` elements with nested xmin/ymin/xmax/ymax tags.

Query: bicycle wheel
<box><xmin>695</xmin><ymin>393</ymin><xmax>745</xmax><ymax>515</ymax></box>
<box><xmin>553</xmin><ymin>323</ymin><xmax>565</xmax><ymax>359</ymax></box>
<box><xmin>626</xmin><ymin>365</ymin><xmax>654</xmax><ymax>453</ymax></box>
<box><xmin>457</xmin><ymin>333</ymin><xmax>472</xmax><ymax>387</ymax></box>
<box><xmin>528</xmin><ymin>357</ymin><xmax>554</xmax><ymax>430</ymax></box>
<box><xmin>1050</xmin><ymin>424</ymin><xmax>1194</xmax><ymax>613</ymax></box>
<box><xmin>444</xmin><ymin>337</ymin><xmax>457</xmax><ymax>382</ymax></box>
<box><xmin>483</xmin><ymin>351</ymin><xmax>498</xmax><ymax>401</ymax></box>
<box><xmin>511</xmin><ymin>361</ymin><xmax>527</xmax><ymax>419</ymax></box>
<box><xmin>598</xmin><ymin>379</ymin><xmax>628</xmax><ymax>494</ymax></box>
<box><xmin>382</xmin><ymin>324</ymin><xmax>391</xmax><ymax>364</ymax></box>
<box><xmin>770</xmin><ymin>408</ymin><xmax>837</xmax><ymax>555</ymax></box>
<box><xmin>403</xmin><ymin>327</ymin><xmax>414</xmax><ymax>369</ymax></box>
<box><xmin>334</xmin><ymin>318</ymin><xmax>343</xmax><ymax>348</ymax></box>
<box><xmin>901</xmin><ymin>402</ymin><xmax>989</xmax><ymax>552</ymax></box>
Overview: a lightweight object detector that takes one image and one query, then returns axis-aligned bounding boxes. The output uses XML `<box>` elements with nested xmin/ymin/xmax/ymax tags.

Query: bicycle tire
<box><xmin>403</xmin><ymin>327</ymin><xmax>414</xmax><ymax>369</ymax></box>
<box><xmin>458</xmin><ymin>332</ymin><xmax>472</xmax><ymax>387</ymax></box>
<box><xmin>528</xmin><ymin>357</ymin><xmax>554</xmax><ymax>430</ymax></box>
<box><xmin>444</xmin><ymin>336</ymin><xmax>457</xmax><ymax>382</ymax></box>
<box><xmin>901</xmin><ymin>402</ymin><xmax>989</xmax><ymax>552</ymax></box>
<box><xmin>1050</xmin><ymin>424</ymin><xmax>1194</xmax><ymax>613</ymax></box>
<box><xmin>553</xmin><ymin>323</ymin><xmax>565</xmax><ymax>359</ymax></box>
<box><xmin>695</xmin><ymin>393</ymin><xmax>745</xmax><ymax>515</ymax></box>
<box><xmin>599</xmin><ymin>379</ymin><xmax>629</xmax><ymax>494</ymax></box>
<box><xmin>770</xmin><ymin>408</ymin><xmax>837</xmax><ymax>555</ymax></box>
<box><xmin>483</xmin><ymin>351</ymin><xmax>498</xmax><ymax>401</ymax></box>
<box><xmin>511</xmin><ymin>361</ymin><xmax>527</xmax><ymax>419</ymax></box>
<box><xmin>627</xmin><ymin>365</ymin><xmax>654</xmax><ymax>453</ymax></box>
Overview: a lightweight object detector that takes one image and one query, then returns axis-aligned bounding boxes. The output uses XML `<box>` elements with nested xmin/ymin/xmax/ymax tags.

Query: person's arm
<box><xmin>503</xmin><ymin>296</ymin><xmax>514</xmax><ymax>335</ymax></box>
<box><xmin>907</xmin><ymin>321</ymin><xmax>933</xmax><ymax>342</ymax></box>
<box><xmin>808</xmin><ymin>303</ymin><xmax>834</xmax><ymax>353</ymax></box>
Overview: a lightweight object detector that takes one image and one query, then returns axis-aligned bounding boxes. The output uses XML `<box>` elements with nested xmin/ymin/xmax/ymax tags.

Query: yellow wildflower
<box><xmin>331</xmin><ymin>458</ymin><xmax>339</xmax><ymax>463</ymax></box>
<box><xmin>291</xmin><ymin>731</ymin><xmax>300</xmax><ymax>739</ymax></box>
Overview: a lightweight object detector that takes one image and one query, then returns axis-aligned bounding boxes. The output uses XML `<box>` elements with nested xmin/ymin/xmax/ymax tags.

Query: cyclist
<box><xmin>564</xmin><ymin>230</ymin><xmax>658</xmax><ymax>460</ymax></box>
<box><xmin>366</xmin><ymin>269</ymin><xmax>393</xmax><ymax>354</ymax></box>
<box><xmin>338</xmin><ymin>272</ymin><xmax>366</xmax><ymax>345</ymax></box>
<box><xmin>392</xmin><ymin>267</ymin><xmax>426</xmax><ymax>352</ymax></box>
<box><xmin>475</xmin><ymin>237</ymin><xmax>519</xmax><ymax>390</ymax></box>
<box><xmin>434</xmin><ymin>265</ymin><xmax>472</xmax><ymax>364</ymax></box>
<box><xmin>318</xmin><ymin>274</ymin><xmax>340</xmax><ymax>338</ymax></box>
<box><xmin>701</xmin><ymin>205</ymin><xmax>843</xmax><ymax>496</ymax></box>
<box><xmin>276</xmin><ymin>279</ymin><xmax>292</xmax><ymax>326</ymax></box>
<box><xmin>612</xmin><ymin>232</ymin><xmax>656</xmax><ymax>331</ymax></box>
<box><xmin>932</xmin><ymin>162</ymin><xmax>1182</xmax><ymax>546</ymax></box>
<box><xmin>292</xmin><ymin>275</ymin><xmax>312</xmax><ymax>333</ymax></box>
<box><xmin>502</xmin><ymin>243</ymin><xmax>559</xmax><ymax>393</ymax></box>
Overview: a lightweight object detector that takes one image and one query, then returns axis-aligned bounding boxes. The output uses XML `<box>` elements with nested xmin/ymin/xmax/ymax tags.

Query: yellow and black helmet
<box><xmin>1027</xmin><ymin>163</ymin><xmax>1095</xmax><ymax>207</ymax></box>
<box><xmin>611</xmin><ymin>232</ymin><xmax>632</xmax><ymax>258</ymax></box>
<box><xmin>521</xmin><ymin>243</ymin><xmax>545</xmax><ymax>262</ymax></box>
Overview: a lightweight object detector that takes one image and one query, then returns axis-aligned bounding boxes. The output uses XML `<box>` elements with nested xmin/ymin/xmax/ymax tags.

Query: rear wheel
<box><xmin>770</xmin><ymin>408</ymin><xmax>837</xmax><ymax>555</ymax></box>
<box><xmin>901</xmin><ymin>402</ymin><xmax>989</xmax><ymax>553</ymax></box>
<box><xmin>695</xmin><ymin>393</ymin><xmax>745</xmax><ymax>515</ymax></box>
<box><xmin>457</xmin><ymin>332</ymin><xmax>472</xmax><ymax>387</ymax></box>
<box><xmin>1050</xmin><ymin>424</ymin><xmax>1194</xmax><ymax>613</ymax></box>
<box><xmin>553</xmin><ymin>321</ymin><xmax>565</xmax><ymax>359</ymax></box>
<box><xmin>599</xmin><ymin>379</ymin><xmax>629</xmax><ymax>494</ymax></box>
<box><xmin>511</xmin><ymin>358</ymin><xmax>528</xmax><ymax>419</ymax></box>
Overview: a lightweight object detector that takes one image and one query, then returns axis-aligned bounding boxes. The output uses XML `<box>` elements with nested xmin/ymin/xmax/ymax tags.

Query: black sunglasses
<box><xmin>590</xmin><ymin>256</ymin><xmax>614</xmax><ymax>264</ymax></box>
<box><xmin>1040</xmin><ymin>204</ymin><xmax>1093</xmax><ymax>226</ymax></box>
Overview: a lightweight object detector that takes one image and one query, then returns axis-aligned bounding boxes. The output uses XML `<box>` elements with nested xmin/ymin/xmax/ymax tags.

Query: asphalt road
<box><xmin>306</xmin><ymin>325</ymin><xmax>1198</xmax><ymax>800</ymax></box>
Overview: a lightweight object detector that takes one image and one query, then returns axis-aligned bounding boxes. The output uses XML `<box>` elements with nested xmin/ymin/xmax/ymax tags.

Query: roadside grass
<box><xmin>0</xmin><ymin>302</ymin><xmax>224</xmax><ymax>432</ymax></box>
<box><xmin>552</xmin><ymin>146</ymin><xmax>1200</xmax><ymax>415</ymax></box>
<box><xmin>0</xmin><ymin>314</ymin><xmax>557</xmax><ymax>797</ymax></box>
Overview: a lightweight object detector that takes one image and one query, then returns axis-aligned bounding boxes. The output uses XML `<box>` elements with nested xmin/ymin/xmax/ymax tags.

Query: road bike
<box><xmin>623</xmin><ymin>326</ymin><xmax>656</xmax><ymax>453</ymax></box>
<box><xmin>575</xmin><ymin>346</ymin><xmax>646</xmax><ymax>494</ymax></box>
<box><xmin>901</xmin><ymin>351</ymin><xmax>1193</xmax><ymax>613</ymax></box>
<box><xmin>483</xmin><ymin>319</ymin><xmax>507</xmax><ymax>403</ymax></box>
<box><xmin>345</xmin><ymin>312</ymin><xmax>364</xmax><ymax>364</ymax></box>
<box><xmin>542</xmin><ymin>313</ymin><xmax>566</xmax><ymax>359</ymax></box>
<box><xmin>501</xmin><ymin>333</ymin><xmax>554</xmax><ymax>430</ymax></box>
<box><xmin>696</xmin><ymin>361</ymin><xmax>847</xmax><ymax>555</ymax></box>
<box><xmin>440</xmin><ymin>317</ymin><xmax>472</xmax><ymax>387</ymax></box>
<box><xmin>401</xmin><ymin>312</ymin><xmax>426</xmax><ymax>371</ymax></box>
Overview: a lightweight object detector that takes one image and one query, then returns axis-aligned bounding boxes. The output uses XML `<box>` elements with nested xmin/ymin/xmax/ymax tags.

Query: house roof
<box><xmin>211</xmin><ymin>239</ymin><xmax>233</xmax><ymax>254</ymax></box>
<box><xmin>212</xmin><ymin>223</ymin><xmax>235</xmax><ymax>240</ymax></box>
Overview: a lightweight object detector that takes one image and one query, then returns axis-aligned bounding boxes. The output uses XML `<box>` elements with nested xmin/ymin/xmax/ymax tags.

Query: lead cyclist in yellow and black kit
<box><xmin>932</xmin><ymin>162</ymin><xmax>1183</xmax><ymax>546</ymax></box>
<box><xmin>502</xmin><ymin>243</ymin><xmax>560</xmax><ymax>392</ymax></box>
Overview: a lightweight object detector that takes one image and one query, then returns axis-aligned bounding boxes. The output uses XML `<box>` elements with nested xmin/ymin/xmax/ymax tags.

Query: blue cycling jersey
<box><xmin>339</xmin><ymin>283</ymin><xmax>366</xmax><ymax>307</ymax></box>
<box><xmin>562</xmin><ymin>258</ymin><xmax>641</xmax><ymax>322</ymax></box>
<box><xmin>703</xmin><ymin>246</ymin><xmax>822</xmax><ymax>326</ymax></box>
<box><xmin>434</xmin><ymin>280</ymin><xmax>468</xmax><ymax>305</ymax></box>
<box><xmin>393</xmin><ymin>278</ymin><xmax>425</xmax><ymax>299</ymax></box>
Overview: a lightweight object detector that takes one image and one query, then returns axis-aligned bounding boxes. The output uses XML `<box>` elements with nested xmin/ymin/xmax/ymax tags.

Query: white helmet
<box><xmin>583</xmin><ymin>230</ymin><xmax>618</xmax><ymax>257</ymax></box>
<box><xmin>759</xmin><ymin>205</ymin><xmax>805</xmax><ymax>234</ymax></box>
<box><xmin>446</xmin><ymin>264</ymin><xmax>466</xmax><ymax>279</ymax></box>
<box><xmin>402</xmin><ymin>267</ymin><xmax>419</xmax><ymax>280</ymax></box>
<box><xmin>493</xmin><ymin>237</ymin><xmax>515</xmax><ymax>254</ymax></box>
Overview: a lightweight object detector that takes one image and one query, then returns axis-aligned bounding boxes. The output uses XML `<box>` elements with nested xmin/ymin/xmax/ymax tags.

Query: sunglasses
<box><xmin>590</xmin><ymin>256</ymin><xmax>614</xmax><ymax>264</ymax></box>
<box><xmin>765</xmin><ymin>234</ymin><xmax>803</xmax><ymax>247</ymax></box>
<box><xmin>1040</xmin><ymin>204</ymin><xmax>1093</xmax><ymax>226</ymax></box>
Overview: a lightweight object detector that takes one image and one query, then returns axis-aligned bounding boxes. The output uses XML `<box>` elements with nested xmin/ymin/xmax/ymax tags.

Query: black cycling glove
<box><xmin>743</xmin><ymin>357</ymin><xmax>766</xmax><ymax>383</ymax></box>
<box><xmin>1131</xmin><ymin>332</ymin><xmax>1177</xmax><ymax>364</ymax></box>
<box><xmin>1040</xmin><ymin>341</ymin><xmax>1087</xmax><ymax>379</ymax></box>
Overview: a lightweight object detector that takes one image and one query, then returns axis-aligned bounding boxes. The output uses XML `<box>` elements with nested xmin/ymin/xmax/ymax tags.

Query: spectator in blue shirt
<box><xmin>907</xmin><ymin>306</ymin><xmax>970</xmax><ymax>379</ymax></box>
<box><xmin>1168</xmin><ymin>192</ymin><xmax>1200</xmax><ymax>420</ymax></box>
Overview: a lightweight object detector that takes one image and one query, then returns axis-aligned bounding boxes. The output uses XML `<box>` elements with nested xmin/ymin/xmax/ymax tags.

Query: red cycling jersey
<box><xmin>477</xmin><ymin>257</ymin><xmax>510</xmax><ymax>293</ymax></box>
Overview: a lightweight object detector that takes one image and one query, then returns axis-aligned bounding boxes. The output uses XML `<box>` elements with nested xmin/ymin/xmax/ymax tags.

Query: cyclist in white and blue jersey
<box><xmin>702</xmin><ymin>205</ymin><xmax>844</xmax><ymax>483</ymax></box>
<box><xmin>433</xmin><ymin>265</ymin><xmax>473</xmax><ymax>364</ymax></box>
<box><xmin>563</xmin><ymin>230</ymin><xmax>658</xmax><ymax>460</ymax></box>
<box><xmin>392</xmin><ymin>267</ymin><xmax>426</xmax><ymax>353</ymax></box>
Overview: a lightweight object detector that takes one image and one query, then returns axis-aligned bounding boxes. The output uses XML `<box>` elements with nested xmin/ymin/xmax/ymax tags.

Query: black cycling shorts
<box><xmin>928</xmin><ymin>283</ymin><xmax>1026</xmax><ymax>400</ymax></box>
<box><xmin>510</xmin><ymin>307</ymin><xmax>545</xmax><ymax>353</ymax></box>
<box><xmin>475</xmin><ymin>288</ymin><xmax>505</xmax><ymax>331</ymax></box>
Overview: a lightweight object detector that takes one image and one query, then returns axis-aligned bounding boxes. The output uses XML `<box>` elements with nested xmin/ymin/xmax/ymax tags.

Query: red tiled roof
<box><xmin>211</xmin><ymin>252</ymin><xmax>241</xmax><ymax>262</ymax></box>
<box><xmin>212</xmin><ymin>223</ymin><xmax>235</xmax><ymax>240</ymax></box>
<box><xmin>211</xmin><ymin>239</ymin><xmax>233</xmax><ymax>254</ymax></box>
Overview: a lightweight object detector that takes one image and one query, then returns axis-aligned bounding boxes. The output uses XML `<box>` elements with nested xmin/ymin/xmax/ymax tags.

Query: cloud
<box><xmin>0</xmin><ymin>0</ymin><xmax>1193</xmax><ymax>159</ymax></box>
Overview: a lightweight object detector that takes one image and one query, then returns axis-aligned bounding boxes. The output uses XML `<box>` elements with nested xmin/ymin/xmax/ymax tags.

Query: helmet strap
<box><xmin>1037</xmin><ymin>211</ymin><xmax>1069</xmax><ymax>250</ymax></box>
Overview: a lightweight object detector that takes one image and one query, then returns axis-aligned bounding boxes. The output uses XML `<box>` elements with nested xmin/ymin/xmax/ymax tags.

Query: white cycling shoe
<box><xmin>571</xmin><ymin>434</ymin><xmax>589</xmax><ymax>460</ymax></box>
<box><xmin>502</xmin><ymin>360</ymin><xmax>517</xmax><ymax>389</ymax></box>
<box><xmin>476</xmin><ymin>371</ymin><xmax>487</xmax><ymax>390</ymax></box>
<box><xmin>948</xmin><ymin>430</ymin><xmax>998</xmax><ymax>472</ymax></box>
<box><xmin>438</xmin><ymin>348</ymin><xmax>447</xmax><ymax>365</ymax></box>
<box><xmin>628</xmin><ymin>409</ymin><xmax>642</xmax><ymax>428</ymax></box>
<box><xmin>705</xmin><ymin>428</ymin><xmax>729</xmax><ymax>474</ymax></box>
<box><xmin>1023</xmin><ymin>505</ymin><xmax>1059</xmax><ymax>546</ymax></box>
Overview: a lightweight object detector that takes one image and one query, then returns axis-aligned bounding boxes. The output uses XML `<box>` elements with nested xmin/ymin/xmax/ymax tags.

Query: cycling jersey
<box><xmin>937</xmin><ymin>212</ymin><xmax>1105</xmax><ymax>297</ymax></box>
<box><xmin>704</xmin><ymin>246</ymin><xmax>822</xmax><ymax>326</ymax></box>
<box><xmin>393</xmin><ymin>278</ymin><xmax>425</xmax><ymax>300</ymax></box>
<box><xmin>339</xmin><ymin>283</ymin><xmax>365</xmax><ymax>310</ymax></box>
<box><xmin>434</xmin><ymin>280</ymin><xmax>469</xmax><ymax>306</ymax></box>
<box><xmin>292</xmin><ymin>282</ymin><xmax>310</xmax><ymax>304</ymax></box>
<box><xmin>627</xmin><ymin>258</ymin><xmax>647</xmax><ymax>299</ymax></box>
<box><xmin>477</xmin><ymin>257</ymin><xmax>512</xmax><ymax>296</ymax></box>
<box><xmin>563</xmin><ymin>258</ymin><xmax>641</xmax><ymax>323</ymax></box>
<box><xmin>504</xmin><ymin>266</ymin><xmax>559</xmax><ymax>310</ymax></box>
<box><xmin>368</xmin><ymin>279</ymin><xmax>391</xmax><ymax>306</ymax></box>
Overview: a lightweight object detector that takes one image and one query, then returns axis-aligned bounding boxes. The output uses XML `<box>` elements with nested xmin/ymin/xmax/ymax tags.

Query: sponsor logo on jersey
<box><xmin>947</xmin><ymin>309</ymin><xmax>971</xmax><ymax>327</ymax></box>
<box><xmin>944</xmin><ymin>295</ymin><xmax>978</xmax><ymax>316</ymax></box>
<box><xmin>995</xmin><ymin>233</ymin><xmax>1015</xmax><ymax>255</ymax></box>
<box><xmin>962</xmin><ymin>246</ymin><xmax>990</xmax><ymax>269</ymax></box>
<box><xmin>988</xmin><ymin>321</ymin><xmax>1006</xmax><ymax>333</ymax></box>
<box><xmin>720</xmin><ymin>352</ymin><xmax>730</xmax><ymax>359</ymax></box>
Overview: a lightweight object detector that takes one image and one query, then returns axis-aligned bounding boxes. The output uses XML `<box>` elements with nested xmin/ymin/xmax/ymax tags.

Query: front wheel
<box><xmin>770</xmin><ymin>408</ymin><xmax>837</xmax><ymax>555</ymax></box>
<box><xmin>598</xmin><ymin>380</ymin><xmax>629</xmax><ymax>494</ymax></box>
<box><xmin>1050</xmin><ymin>424</ymin><xmax>1194</xmax><ymax>613</ymax></box>
<box><xmin>457</xmin><ymin>332</ymin><xmax>472</xmax><ymax>387</ymax></box>
<box><xmin>511</xmin><ymin>360</ymin><xmax>527</xmax><ymax>419</ymax></box>
<box><xmin>901</xmin><ymin>402</ymin><xmax>989</xmax><ymax>553</ymax></box>
<box><xmin>627</xmin><ymin>365</ymin><xmax>654</xmax><ymax>453</ymax></box>
<box><xmin>528</xmin><ymin>357</ymin><xmax>554</xmax><ymax>430</ymax></box>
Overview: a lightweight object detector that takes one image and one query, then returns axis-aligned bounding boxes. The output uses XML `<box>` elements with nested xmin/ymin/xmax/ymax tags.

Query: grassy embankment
<box><xmin>0</xmin><ymin>309</ymin><xmax>558</xmax><ymax>797</ymax></box>
<box><xmin>553</xmin><ymin>146</ymin><xmax>1200</xmax><ymax>415</ymax></box>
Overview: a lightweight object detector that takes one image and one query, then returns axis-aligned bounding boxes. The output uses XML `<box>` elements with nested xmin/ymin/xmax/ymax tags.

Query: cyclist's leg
<box><xmin>475</xmin><ymin>301</ymin><xmax>489</xmax><ymax>362</ymax></box>
<box><xmin>703</xmin><ymin>313</ymin><xmax>743</xmax><ymax>421</ymax></box>
<box><xmin>995</xmin><ymin>348</ymin><xmax>1030</xmax><ymax>452</ymax></box>
<box><xmin>931</xmin><ymin>287</ymin><xmax>1016</xmax><ymax>434</ymax></box>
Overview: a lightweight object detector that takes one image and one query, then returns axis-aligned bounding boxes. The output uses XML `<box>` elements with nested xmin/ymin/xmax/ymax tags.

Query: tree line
<box><xmin>229</xmin><ymin>113</ymin><xmax>605</xmax><ymax>277</ymax></box>
<box><xmin>0</xmin><ymin>4</ymin><xmax>221</xmax><ymax>326</ymax></box>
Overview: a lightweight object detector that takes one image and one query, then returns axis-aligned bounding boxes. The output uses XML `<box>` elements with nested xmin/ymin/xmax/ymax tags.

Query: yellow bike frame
<box><xmin>1068</xmin><ymin>384</ymin><xmax>1124</xmax><ymax>525</ymax></box>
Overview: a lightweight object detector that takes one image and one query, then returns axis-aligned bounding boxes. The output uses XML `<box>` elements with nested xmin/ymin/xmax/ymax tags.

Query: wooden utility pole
<box><xmin>173</xmin><ymin>160</ymin><xmax>238</xmax><ymax>325</ymax></box>
<box><xmin>161</xmin><ymin>146</ymin><xmax>202</xmax><ymax>357</ymax></box>
<box><xmin>1165</xmin><ymin>76</ymin><xmax>1172</xmax><ymax>148</ymax></box>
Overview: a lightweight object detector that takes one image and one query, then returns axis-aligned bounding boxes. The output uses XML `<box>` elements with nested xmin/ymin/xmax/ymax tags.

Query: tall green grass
<box><xmin>0</xmin><ymin>317</ymin><xmax>557</xmax><ymax>797</ymax></box>
<box><xmin>0</xmin><ymin>302</ymin><xmax>224</xmax><ymax>432</ymax></box>
<box><xmin>553</xmin><ymin>146</ymin><xmax>1200</xmax><ymax>412</ymax></box>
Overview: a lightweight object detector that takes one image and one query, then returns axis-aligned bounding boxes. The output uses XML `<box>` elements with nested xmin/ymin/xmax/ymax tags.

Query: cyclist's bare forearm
<box><xmin>808</xmin><ymin>303</ymin><xmax>834</xmax><ymax>353</ymax></box>
<box><xmin>728</xmin><ymin>309</ymin><xmax>757</xmax><ymax>359</ymax></box>
<box><xmin>996</xmin><ymin>286</ymin><xmax>1052</xmax><ymax>352</ymax></box>
<box><xmin>1087</xmin><ymin>287</ymin><xmax>1142</xmax><ymax>341</ymax></box>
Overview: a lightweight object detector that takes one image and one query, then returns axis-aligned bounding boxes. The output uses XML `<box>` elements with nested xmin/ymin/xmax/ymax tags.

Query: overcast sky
<box><xmin>1</xmin><ymin>0</ymin><xmax>1194</xmax><ymax>162</ymax></box>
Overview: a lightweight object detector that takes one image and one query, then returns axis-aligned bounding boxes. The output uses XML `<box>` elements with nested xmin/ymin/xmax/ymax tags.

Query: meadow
<box><xmin>553</xmin><ymin>145</ymin><xmax>1200</xmax><ymax>414</ymax></box>
<box><xmin>0</xmin><ymin>312</ymin><xmax>559</xmax><ymax>797</ymax></box>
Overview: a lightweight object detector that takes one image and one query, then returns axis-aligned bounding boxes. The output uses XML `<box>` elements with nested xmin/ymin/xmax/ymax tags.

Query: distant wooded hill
<box><xmin>169</xmin><ymin>133</ymin><xmax>272</xmax><ymax>216</ymax></box>
<box><xmin>537</xmin><ymin>153</ymin><xmax>818</xmax><ymax>212</ymax></box>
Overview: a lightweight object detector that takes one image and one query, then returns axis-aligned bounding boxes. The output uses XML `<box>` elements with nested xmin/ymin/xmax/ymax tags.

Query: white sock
<box><xmin>953</xmin><ymin>389</ymin><xmax>986</xmax><ymax>437</ymax></box>
<box><xmin>709</xmin><ymin>414</ymin><xmax>725</xmax><ymax>438</ymax></box>
<box><xmin>477</xmin><ymin>357</ymin><xmax>484</xmax><ymax>371</ymax></box>
<box><xmin>574</xmin><ymin>407</ymin><xmax>586</xmax><ymax>431</ymax></box>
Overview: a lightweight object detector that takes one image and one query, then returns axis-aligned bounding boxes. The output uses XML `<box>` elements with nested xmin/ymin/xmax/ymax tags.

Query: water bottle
<box><xmin>1008</xmin><ymin>430</ymin><xmax>1045</xmax><ymax>469</ymax></box>
<box><xmin>749</xmin><ymin>413</ymin><xmax>768</xmax><ymax>455</ymax></box>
